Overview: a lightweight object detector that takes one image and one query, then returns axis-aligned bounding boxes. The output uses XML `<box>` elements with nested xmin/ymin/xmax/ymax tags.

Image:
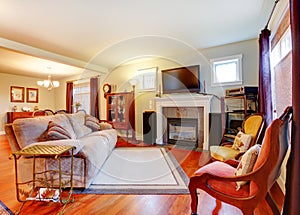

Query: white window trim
<box><xmin>210</xmin><ymin>54</ymin><xmax>243</xmax><ymax>86</ymax></box>
<box><xmin>271</xmin><ymin>26</ymin><xmax>292</xmax><ymax>67</ymax></box>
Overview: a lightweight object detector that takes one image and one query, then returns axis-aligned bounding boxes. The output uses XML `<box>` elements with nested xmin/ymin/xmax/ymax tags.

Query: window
<box><xmin>270</xmin><ymin>26</ymin><xmax>292</xmax><ymax>118</ymax></box>
<box><xmin>271</xmin><ymin>27</ymin><xmax>292</xmax><ymax>67</ymax></box>
<box><xmin>210</xmin><ymin>54</ymin><xmax>243</xmax><ymax>86</ymax></box>
<box><xmin>73</xmin><ymin>81</ymin><xmax>90</xmax><ymax>114</ymax></box>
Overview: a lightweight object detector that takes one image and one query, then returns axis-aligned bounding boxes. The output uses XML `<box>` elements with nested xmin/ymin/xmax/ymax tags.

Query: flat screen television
<box><xmin>161</xmin><ymin>65</ymin><xmax>200</xmax><ymax>94</ymax></box>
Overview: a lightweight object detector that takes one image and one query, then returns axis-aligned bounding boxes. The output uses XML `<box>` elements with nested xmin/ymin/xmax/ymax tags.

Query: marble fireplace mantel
<box><xmin>155</xmin><ymin>93</ymin><xmax>221</xmax><ymax>150</ymax></box>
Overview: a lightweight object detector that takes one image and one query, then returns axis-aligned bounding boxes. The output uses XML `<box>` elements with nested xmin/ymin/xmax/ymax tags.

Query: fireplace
<box><xmin>155</xmin><ymin>94</ymin><xmax>220</xmax><ymax>150</ymax></box>
<box><xmin>167</xmin><ymin>118</ymin><xmax>198</xmax><ymax>149</ymax></box>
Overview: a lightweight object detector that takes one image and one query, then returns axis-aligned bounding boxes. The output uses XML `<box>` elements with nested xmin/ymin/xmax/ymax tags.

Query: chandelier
<box><xmin>37</xmin><ymin>75</ymin><xmax>60</xmax><ymax>90</ymax></box>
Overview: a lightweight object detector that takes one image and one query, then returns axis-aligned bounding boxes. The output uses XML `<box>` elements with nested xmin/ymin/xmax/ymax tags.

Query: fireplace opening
<box><xmin>167</xmin><ymin>118</ymin><xmax>198</xmax><ymax>149</ymax></box>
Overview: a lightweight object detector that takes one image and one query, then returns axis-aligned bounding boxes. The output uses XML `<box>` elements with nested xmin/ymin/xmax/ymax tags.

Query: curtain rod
<box><xmin>265</xmin><ymin>0</ymin><xmax>280</xmax><ymax>29</ymax></box>
<box><xmin>67</xmin><ymin>75</ymin><xmax>100</xmax><ymax>83</ymax></box>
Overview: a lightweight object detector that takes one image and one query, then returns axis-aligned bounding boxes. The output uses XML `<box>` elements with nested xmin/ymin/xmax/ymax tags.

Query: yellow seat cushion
<box><xmin>210</xmin><ymin>146</ymin><xmax>240</xmax><ymax>161</ymax></box>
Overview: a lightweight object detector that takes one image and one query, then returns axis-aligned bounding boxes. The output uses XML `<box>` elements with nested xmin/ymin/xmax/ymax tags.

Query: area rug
<box><xmin>76</xmin><ymin>147</ymin><xmax>189</xmax><ymax>194</ymax></box>
<box><xmin>0</xmin><ymin>200</ymin><xmax>14</xmax><ymax>215</ymax></box>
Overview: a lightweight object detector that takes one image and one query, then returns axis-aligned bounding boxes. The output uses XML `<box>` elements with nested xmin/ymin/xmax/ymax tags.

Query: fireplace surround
<box><xmin>155</xmin><ymin>94</ymin><xmax>220</xmax><ymax>150</ymax></box>
<box><xmin>167</xmin><ymin>118</ymin><xmax>198</xmax><ymax>149</ymax></box>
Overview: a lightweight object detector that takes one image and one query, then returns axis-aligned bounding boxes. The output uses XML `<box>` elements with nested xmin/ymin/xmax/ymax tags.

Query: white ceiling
<box><xmin>0</xmin><ymin>0</ymin><xmax>277</xmax><ymax>79</ymax></box>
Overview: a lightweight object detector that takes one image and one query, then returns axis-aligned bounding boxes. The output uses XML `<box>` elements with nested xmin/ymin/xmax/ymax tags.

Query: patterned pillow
<box><xmin>47</xmin><ymin>121</ymin><xmax>72</xmax><ymax>140</ymax></box>
<box><xmin>85</xmin><ymin>115</ymin><xmax>101</xmax><ymax>131</ymax></box>
<box><xmin>99</xmin><ymin>122</ymin><xmax>112</xmax><ymax>130</ymax></box>
<box><xmin>232</xmin><ymin>131</ymin><xmax>252</xmax><ymax>153</ymax></box>
<box><xmin>235</xmin><ymin>144</ymin><xmax>261</xmax><ymax>190</ymax></box>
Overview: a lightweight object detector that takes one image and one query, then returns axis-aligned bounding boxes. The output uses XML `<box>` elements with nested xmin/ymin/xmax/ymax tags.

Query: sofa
<box><xmin>5</xmin><ymin>111</ymin><xmax>118</xmax><ymax>189</ymax></box>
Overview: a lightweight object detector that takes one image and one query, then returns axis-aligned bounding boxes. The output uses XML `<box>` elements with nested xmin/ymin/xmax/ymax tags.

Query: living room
<box><xmin>0</xmin><ymin>0</ymin><xmax>299</xmax><ymax>214</ymax></box>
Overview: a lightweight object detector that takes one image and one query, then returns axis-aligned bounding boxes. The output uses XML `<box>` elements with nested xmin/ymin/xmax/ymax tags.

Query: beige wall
<box><xmin>0</xmin><ymin>39</ymin><xmax>259</xmax><ymax>136</ymax></box>
<box><xmin>201</xmin><ymin>39</ymin><xmax>259</xmax><ymax>96</ymax></box>
<box><xmin>0</xmin><ymin>72</ymin><xmax>56</xmax><ymax>133</ymax></box>
<box><xmin>0</xmin><ymin>70</ymin><xmax>103</xmax><ymax>133</ymax></box>
<box><xmin>100</xmin><ymin>58</ymin><xmax>182</xmax><ymax>140</ymax></box>
<box><xmin>102</xmin><ymin>39</ymin><xmax>259</xmax><ymax>140</ymax></box>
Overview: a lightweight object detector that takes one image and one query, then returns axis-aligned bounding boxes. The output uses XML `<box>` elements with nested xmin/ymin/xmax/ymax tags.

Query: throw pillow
<box><xmin>66</xmin><ymin>112</ymin><xmax>92</xmax><ymax>138</ymax></box>
<box><xmin>85</xmin><ymin>115</ymin><xmax>101</xmax><ymax>131</ymax></box>
<box><xmin>235</xmin><ymin>144</ymin><xmax>261</xmax><ymax>190</ymax></box>
<box><xmin>47</xmin><ymin>121</ymin><xmax>72</xmax><ymax>140</ymax></box>
<box><xmin>232</xmin><ymin>131</ymin><xmax>252</xmax><ymax>153</ymax></box>
<box><xmin>99</xmin><ymin>122</ymin><xmax>113</xmax><ymax>130</ymax></box>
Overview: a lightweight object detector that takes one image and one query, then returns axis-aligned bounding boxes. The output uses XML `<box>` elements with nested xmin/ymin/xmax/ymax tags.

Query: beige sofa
<box><xmin>5</xmin><ymin>111</ymin><xmax>118</xmax><ymax>188</ymax></box>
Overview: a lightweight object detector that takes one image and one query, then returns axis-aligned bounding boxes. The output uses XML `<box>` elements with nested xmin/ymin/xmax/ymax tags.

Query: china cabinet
<box><xmin>105</xmin><ymin>91</ymin><xmax>135</xmax><ymax>142</ymax></box>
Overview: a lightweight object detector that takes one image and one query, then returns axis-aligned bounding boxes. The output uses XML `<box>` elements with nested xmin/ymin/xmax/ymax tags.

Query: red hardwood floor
<box><xmin>0</xmin><ymin>135</ymin><xmax>284</xmax><ymax>215</ymax></box>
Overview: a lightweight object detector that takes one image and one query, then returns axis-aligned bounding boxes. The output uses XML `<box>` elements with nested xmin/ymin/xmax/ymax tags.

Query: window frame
<box><xmin>210</xmin><ymin>54</ymin><xmax>243</xmax><ymax>86</ymax></box>
<box><xmin>73</xmin><ymin>80</ymin><xmax>91</xmax><ymax>114</ymax></box>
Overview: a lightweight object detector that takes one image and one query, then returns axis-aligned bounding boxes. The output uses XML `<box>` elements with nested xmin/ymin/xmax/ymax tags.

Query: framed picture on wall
<box><xmin>26</xmin><ymin>88</ymin><xmax>39</xmax><ymax>103</ymax></box>
<box><xmin>138</xmin><ymin>67</ymin><xmax>158</xmax><ymax>91</ymax></box>
<box><xmin>10</xmin><ymin>86</ymin><xmax>25</xmax><ymax>102</ymax></box>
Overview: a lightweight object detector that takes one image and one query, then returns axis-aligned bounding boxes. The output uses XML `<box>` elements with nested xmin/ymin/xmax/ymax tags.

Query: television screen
<box><xmin>161</xmin><ymin>65</ymin><xmax>200</xmax><ymax>94</ymax></box>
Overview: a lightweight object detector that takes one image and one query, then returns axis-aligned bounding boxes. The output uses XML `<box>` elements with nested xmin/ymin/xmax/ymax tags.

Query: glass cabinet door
<box><xmin>117</xmin><ymin>95</ymin><xmax>125</xmax><ymax>122</ymax></box>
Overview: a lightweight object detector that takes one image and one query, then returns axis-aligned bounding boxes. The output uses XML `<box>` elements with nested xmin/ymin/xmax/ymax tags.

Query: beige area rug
<box><xmin>76</xmin><ymin>147</ymin><xmax>189</xmax><ymax>194</ymax></box>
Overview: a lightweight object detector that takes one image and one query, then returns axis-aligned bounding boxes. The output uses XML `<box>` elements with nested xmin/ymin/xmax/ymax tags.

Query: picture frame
<box><xmin>10</xmin><ymin>86</ymin><xmax>25</xmax><ymax>102</ymax></box>
<box><xmin>26</xmin><ymin>88</ymin><xmax>39</xmax><ymax>103</ymax></box>
<box><xmin>138</xmin><ymin>67</ymin><xmax>158</xmax><ymax>91</ymax></box>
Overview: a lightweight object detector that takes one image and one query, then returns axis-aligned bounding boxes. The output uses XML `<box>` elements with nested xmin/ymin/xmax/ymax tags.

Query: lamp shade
<box><xmin>36</xmin><ymin>75</ymin><xmax>60</xmax><ymax>90</ymax></box>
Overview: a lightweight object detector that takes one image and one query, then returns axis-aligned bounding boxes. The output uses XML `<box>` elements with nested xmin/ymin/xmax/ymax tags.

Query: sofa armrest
<box><xmin>4</xmin><ymin>123</ymin><xmax>21</xmax><ymax>152</ymax></box>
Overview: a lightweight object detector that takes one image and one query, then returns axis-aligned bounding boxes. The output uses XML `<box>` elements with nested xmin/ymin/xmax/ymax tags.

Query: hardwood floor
<box><xmin>0</xmin><ymin>135</ymin><xmax>284</xmax><ymax>215</ymax></box>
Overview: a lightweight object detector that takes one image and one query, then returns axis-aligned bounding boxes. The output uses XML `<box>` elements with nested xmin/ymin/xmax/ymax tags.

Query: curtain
<box><xmin>258</xmin><ymin>28</ymin><xmax>273</xmax><ymax>126</ymax></box>
<box><xmin>90</xmin><ymin>77</ymin><xmax>99</xmax><ymax>118</ymax></box>
<box><xmin>283</xmin><ymin>1</ymin><xmax>300</xmax><ymax>214</ymax></box>
<box><xmin>66</xmin><ymin>82</ymin><xmax>74</xmax><ymax>113</ymax></box>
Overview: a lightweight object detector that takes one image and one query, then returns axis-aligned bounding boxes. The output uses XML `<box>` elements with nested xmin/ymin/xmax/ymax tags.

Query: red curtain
<box><xmin>90</xmin><ymin>77</ymin><xmax>99</xmax><ymax>118</ymax></box>
<box><xmin>283</xmin><ymin>1</ymin><xmax>300</xmax><ymax>214</ymax></box>
<box><xmin>258</xmin><ymin>28</ymin><xmax>273</xmax><ymax>126</ymax></box>
<box><xmin>66</xmin><ymin>82</ymin><xmax>74</xmax><ymax>113</ymax></box>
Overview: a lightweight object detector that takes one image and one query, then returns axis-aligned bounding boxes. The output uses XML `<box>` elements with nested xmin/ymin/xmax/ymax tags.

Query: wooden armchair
<box><xmin>189</xmin><ymin>106</ymin><xmax>292</xmax><ymax>215</ymax></box>
<box><xmin>210</xmin><ymin>113</ymin><xmax>264</xmax><ymax>162</ymax></box>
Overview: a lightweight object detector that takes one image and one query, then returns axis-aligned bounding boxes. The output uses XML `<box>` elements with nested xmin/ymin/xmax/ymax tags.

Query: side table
<box><xmin>12</xmin><ymin>145</ymin><xmax>75</xmax><ymax>214</ymax></box>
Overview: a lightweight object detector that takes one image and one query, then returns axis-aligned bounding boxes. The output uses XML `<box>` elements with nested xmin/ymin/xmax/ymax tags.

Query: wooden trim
<box><xmin>271</xmin><ymin>8</ymin><xmax>290</xmax><ymax>50</ymax></box>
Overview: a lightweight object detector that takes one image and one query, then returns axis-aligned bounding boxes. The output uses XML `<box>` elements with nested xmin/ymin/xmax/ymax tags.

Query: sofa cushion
<box><xmin>210</xmin><ymin>145</ymin><xmax>240</xmax><ymax>162</ymax></box>
<box><xmin>12</xmin><ymin>114</ymin><xmax>76</xmax><ymax>149</ymax></box>
<box><xmin>66</xmin><ymin>112</ymin><xmax>92</xmax><ymax>138</ymax></box>
<box><xmin>194</xmin><ymin>161</ymin><xmax>249</xmax><ymax>198</ymax></box>
<box><xmin>47</xmin><ymin>121</ymin><xmax>72</xmax><ymax>140</ymax></box>
<box><xmin>235</xmin><ymin>144</ymin><xmax>261</xmax><ymax>190</ymax></box>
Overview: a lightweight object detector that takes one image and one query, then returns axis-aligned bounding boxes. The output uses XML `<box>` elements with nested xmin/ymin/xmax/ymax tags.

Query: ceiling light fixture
<box><xmin>37</xmin><ymin>75</ymin><xmax>60</xmax><ymax>90</ymax></box>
